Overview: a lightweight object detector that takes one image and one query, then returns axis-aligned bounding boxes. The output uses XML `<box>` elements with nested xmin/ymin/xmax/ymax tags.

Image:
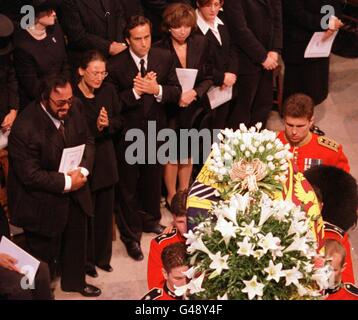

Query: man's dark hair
<box><xmin>283</xmin><ymin>93</ymin><xmax>314</xmax><ymax>120</ymax></box>
<box><xmin>161</xmin><ymin>242</ymin><xmax>188</xmax><ymax>273</ymax></box>
<box><xmin>124</xmin><ymin>15</ymin><xmax>152</xmax><ymax>39</ymax></box>
<box><xmin>170</xmin><ymin>190</ymin><xmax>188</xmax><ymax>217</ymax></box>
<box><xmin>38</xmin><ymin>72</ymin><xmax>72</xmax><ymax>103</ymax></box>
<box><xmin>304</xmin><ymin>165</ymin><xmax>358</xmax><ymax>232</ymax></box>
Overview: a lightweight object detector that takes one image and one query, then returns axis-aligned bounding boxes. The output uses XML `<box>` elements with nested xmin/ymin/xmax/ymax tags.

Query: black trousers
<box><xmin>24</xmin><ymin>200</ymin><xmax>87</xmax><ymax>291</ymax></box>
<box><xmin>87</xmin><ymin>185</ymin><xmax>114</xmax><ymax>269</ymax></box>
<box><xmin>0</xmin><ymin>262</ymin><xmax>52</xmax><ymax>300</ymax></box>
<box><xmin>283</xmin><ymin>58</ymin><xmax>329</xmax><ymax>106</ymax></box>
<box><xmin>229</xmin><ymin>70</ymin><xmax>273</xmax><ymax>129</ymax></box>
<box><xmin>114</xmin><ymin>139</ymin><xmax>162</xmax><ymax>245</ymax></box>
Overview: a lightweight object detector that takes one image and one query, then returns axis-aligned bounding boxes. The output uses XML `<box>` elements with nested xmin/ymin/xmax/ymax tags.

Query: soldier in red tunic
<box><xmin>278</xmin><ymin>93</ymin><xmax>350</xmax><ymax>173</ymax></box>
<box><xmin>142</xmin><ymin>243</ymin><xmax>188</xmax><ymax>300</ymax></box>
<box><xmin>147</xmin><ymin>190</ymin><xmax>188</xmax><ymax>290</ymax></box>
<box><xmin>324</xmin><ymin>239</ymin><xmax>358</xmax><ymax>300</ymax></box>
<box><xmin>305</xmin><ymin>165</ymin><xmax>358</xmax><ymax>284</ymax></box>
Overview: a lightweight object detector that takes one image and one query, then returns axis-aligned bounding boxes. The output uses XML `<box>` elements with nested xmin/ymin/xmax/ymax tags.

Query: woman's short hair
<box><xmin>196</xmin><ymin>0</ymin><xmax>224</xmax><ymax>8</ymax></box>
<box><xmin>162</xmin><ymin>3</ymin><xmax>197</xmax><ymax>34</ymax></box>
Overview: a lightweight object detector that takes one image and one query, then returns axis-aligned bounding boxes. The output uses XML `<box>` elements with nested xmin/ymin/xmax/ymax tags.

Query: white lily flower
<box><xmin>217</xmin><ymin>133</ymin><xmax>224</xmax><ymax>141</ymax></box>
<box><xmin>239</xmin><ymin>220</ymin><xmax>260</xmax><ymax>238</ymax></box>
<box><xmin>245</xmin><ymin>150</ymin><xmax>251</xmax><ymax>157</ymax></box>
<box><xmin>259</xmin><ymin>194</ymin><xmax>274</xmax><ymax>226</ymax></box>
<box><xmin>214</xmin><ymin>216</ymin><xmax>238</xmax><ymax>246</ymax></box>
<box><xmin>182</xmin><ymin>266</ymin><xmax>198</xmax><ymax>279</ymax></box>
<box><xmin>237</xmin><ymin>237</ymin><xmax>255</xmax><ymax>257</ymax></box>
<box><xmin>266</xmin><ymin>143</ymin><xmax>273</xmax><ymax>150</ymax></box>
<box><xmin>295</xmin><ymin>283</ymin><xmax>309</xmax><ymax>297</ymax></box>
<box><xmin>174</xmin><ymin>283</ymin><xmax>189</xmax><ymax>297</ymax></box>
<box><xmin>284</xmin><ymin>267</ymin><xmax>303</xmax><ymax>286</ymax></box>
<box><xmin>242</xmin><ymin>276</ymin><xmax>265</xmax><ymax>300</ymax></box>
<box><xmin>187</xmin><ymin>236</ymin><xmax>212</xmax><ymax>255</ymax></box>
<box><xmin>253</xmin><ymin>249</ymin><xmax>265</xmax><ymax>259</ymax></box>
<box><xmin>257</xmin><ymin>232</ymin><xmax>281</xmax><ymax>253</ymax></box>
<box><xmin>312</xmin><ymin>266</ymin><xmax>332</xmax><ymax>290</ymax></box>
<box><xmin>240</xmin><ymin>144</ymin><xmax>246</xmax><ymax>152</ymax></box>
<box><xmin>268</xmin><ymin>162</ymin><xmax>275</xmax><ymax>171</ymax></box>
<box><xmin>188</xmin><ymin>272</ymin><xmax>206</xmax><ymax>294</ymax></box>
<box><xmin>209</xmin><ymin>251</ymin><xmax>230</xmax><ymax>275</ymax></box>
<box><xmin>264</xmin><ymin>260</ymin><xmax>285</xmax><ymax>283</ymax></box>
<box><xmin>184</xmin><ymin>229</ymin><xmax>199</xmax><ymax>245</ymax></box>
<box><xmin>284</xmin><ymin>236</ymin><xmax>309</xmax><ymax>254</ymax></box>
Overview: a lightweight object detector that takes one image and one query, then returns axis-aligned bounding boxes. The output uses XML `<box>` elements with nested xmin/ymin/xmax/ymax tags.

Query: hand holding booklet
<box><xmin>176</xmin><ymin>68</ymin><xmax>198</xmax><ymax>92</ymax></box>
<box><xmin>58</xmin><ymin>144</ymin><xmax>85</xmax><ymax>174</ymax></box>
<box><xmin>207</xmin><ymin>85</ymin><xmax>233</xmax><ymax>110</ymax></box>
<box><xmin>304</xmin><ymin>31</ymin><xmax>338</xmax><ymax>58</ymax></box>
<box><xmin>0</xmin><ymin>236</ymin><xmax>40</xmax><ymax>286</ymax></box>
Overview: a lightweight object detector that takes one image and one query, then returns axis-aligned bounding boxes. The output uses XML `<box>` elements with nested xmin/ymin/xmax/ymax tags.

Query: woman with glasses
<box><xmin>13</xmin><ymin>0</ymin><xmax>68</xmax><ymax>110</ymax></box>
<box><xmin>154</xmin><ymin>3</ymin><xmax>213</xmax><ymax>209</ymax></box>
<box><xmin>195</xmin><ymin>0</ymin><xmax>238</xmax><ymax>130</ymax></box>
<box><xmin>74</xmin><ymin>50</ymin><xmax>122</xmax><ymax>278</ymax></box>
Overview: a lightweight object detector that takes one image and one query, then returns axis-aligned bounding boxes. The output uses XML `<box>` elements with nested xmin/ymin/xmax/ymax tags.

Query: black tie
<box><xmin>140</xmin><ymin>59</ymin><xmax>146</xmax><ymax>77</ymax></box>
<box><xmin>58</xmin><ymin>121</ymin><xmax>66</xmax><ymax>141</ymax></box>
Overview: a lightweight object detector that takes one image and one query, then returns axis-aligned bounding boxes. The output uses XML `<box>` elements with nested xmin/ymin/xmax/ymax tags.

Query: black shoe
<box><xmin>143</xmin><ymin>224</ymin><xmax>166</xmax><ymax>235</ymax></box>
<box><xmin>97</xmin><ymin>264</ymin><xmax>113</xmax><ymax>272</ymax></box>
<box><xmin>86</xmin><ymin>268</ymin><xmax>98</xmax><ymax>278</ymax></box>
<box><xmin>310</xmin><ymin>125</ymin><xmax>325</xmax><ymax>136</ymax></box>
<box><xmin>62</xmin><ymin>283</ymin><xmax>101</xmax><ymax>297</ymax></box>
<box><xmin>125</xmin><ymin>242</ymin><xmax>144</xmax><ymax>261</ymax></box>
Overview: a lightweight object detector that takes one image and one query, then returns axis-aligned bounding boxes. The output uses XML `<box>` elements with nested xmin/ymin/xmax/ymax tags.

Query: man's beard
<box><xmin>44</xmin><ymin>102</ymin><xmax>69</xmax><ymax>121</ymax></box>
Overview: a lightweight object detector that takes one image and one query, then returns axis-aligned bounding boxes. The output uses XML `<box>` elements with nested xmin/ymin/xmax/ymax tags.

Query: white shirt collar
<box><xmin>40</xmin><ymin>102</ymin><xmax>62</xmax><ymax>129</ymax></box>
<box><xmin>196</xmin><ymin>9</ymin><xmax>224</xmax><ymax>35</ymax></box>
<box><xmin>129</xmin><ymin>49</ymin><xmax>148</xmax><ymax>70</ymax></box>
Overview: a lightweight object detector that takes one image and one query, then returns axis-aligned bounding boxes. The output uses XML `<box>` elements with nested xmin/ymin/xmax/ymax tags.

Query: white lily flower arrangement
<box><xmin>177</xmin><ymin>192</ymin><xmax>333</xmax><ymax>300</ymax></box>
<box><xmin>208</xmin><ymin>124</ymin><xmax>293</xmax><ymax>199</ymax></box>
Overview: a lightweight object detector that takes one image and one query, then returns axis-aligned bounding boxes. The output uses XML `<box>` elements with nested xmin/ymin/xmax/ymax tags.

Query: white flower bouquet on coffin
<box><xmin>176</xmin><ymin>192</ymin><xmax>334</xmax><ymax>300</ymax></box>
<box><xmin>208</xmin><ymin>124</ymin><xmax>293</xmax><ymax>200</ymax></box>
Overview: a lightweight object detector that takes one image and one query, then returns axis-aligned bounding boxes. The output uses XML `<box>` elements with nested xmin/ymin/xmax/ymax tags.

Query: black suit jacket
<box><xmin>194</xmin><ymin>13</ymin><xmax>238</xmax><ymax>87</ymax></box>
<box><xmin>74</xmin><ymin>82</ymin><xmax>122</xmax><ymax>191</ymax></box>
<box><xmin>7</xmin><ymin>99</ymin><xmax>95</xmax><ymax>237</ymax></box>
<box><xmin>59</xmin><ymin>0</ymin><xmax>126</xmax><ymax>57</ymax></box>
<box><xmin>224</xmin><ymin>0</ymin><xmax>283</xmax><ymax>74</ymax></box>
<box><xmin>282</xmin><ymin>0</ymin><xmax>342</xmax><ymax>63</ymax></box>
<box><xmin>107</xmin><ymin>47</ymin><xmax>181</xmax><ymax>132</ymax></box>
<box><xmin>154</xmin><ymin>33</ymin><xmax>213</xmax><ymax>128</ymax></box>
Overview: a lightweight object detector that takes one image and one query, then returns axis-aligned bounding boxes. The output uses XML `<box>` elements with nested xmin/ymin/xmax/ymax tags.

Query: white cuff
<box><xmin>133</xmin><ymin>88</ymin><xmax>141</xmax><ymax>100</ymax></box>
<box><xmin>64</xmin><ymin>174</ymin><xmax>72</xmax><ymax>192</ymax></box>
<box><xmin>79</xmin><ymin>167</ymin><xmax>89</xmax><ymax>177</ymax></box>
<box><xmin>154</xmin><ymin>85</ymin><xmax>163</xmax><ymax>102</ymax></box>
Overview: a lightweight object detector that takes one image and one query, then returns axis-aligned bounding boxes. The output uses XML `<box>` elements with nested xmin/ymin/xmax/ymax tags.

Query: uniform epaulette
<box><xmin>344</xmin><ymin>283</ymin><xmax>358</xmax><ymax>296</ymax></box>
<box><xmin>141</xmin><ymin>288</ymin><xmax>163</xmax><ymax>300</ymax></box>
<box><xmin>324</xmin><ymin>221</ymin><xmax>345</xmax><ymax>238</ymax></box>
<box><xmin>317</xmin><ymin>136</ymin><xmax>340</xmax><ymax>152</ymax></box>
<box><xmin>154</xmin><ymin>228</ymin><xmax>177</xmax><ymax>244</ymax></box>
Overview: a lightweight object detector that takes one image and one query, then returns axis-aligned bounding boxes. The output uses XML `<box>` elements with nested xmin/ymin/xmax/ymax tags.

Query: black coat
<box><xmin>7</xmin><ymin>99</ymin><xmax>94</xmax><ymax>237</ymax></box>
<box><xmin>107</xmin><ymin>47</ymin><xmax>181</xmax><ymax>132</ymax></box>
<box><xmin>13</xmin><ymin>23</ymin><xmax>68</xmax><ymax>109</ymax></box>
<box><xmin>224</xmin><ymin>0</ymin><xmax>283</xmax><ymax>75</ymax></box>
<box><xmin>74</xmin><ymin>82</ymin><xmax>122</xmax><ymax>191</ymax></box>
<box><xmin>0</xmin><ymin>53</ymin><xmax>18</xmax><ymax>124</ymax></box>
<box><xmin>154</xmin><ymin>33</ymin><xmax>213</xmax><ymax>128</ymax></box>
<box><xmin>282</xmin><ymin>0</ymin><xmax>342</xmax><ymax>63</ymax></box>
<box><xmin>59</xmin><ymin>0</ymin><xmax>126</xmax><ymax>58</ymax></box>
<box><xmin>194</xmin><ymin>13</ymin><xmax>238</xmax><ymax>87</ymax></box>
<box><xmin>120</xmin><ymin>0</ymin><xmax>143</xmax><ymax>19</ymax></box>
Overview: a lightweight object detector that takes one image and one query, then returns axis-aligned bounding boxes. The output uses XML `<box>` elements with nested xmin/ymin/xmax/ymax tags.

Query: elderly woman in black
<box><xmin>13</xmin><ymin>0</ymin><xmax>68</xmax><ymax>109</ymax></box>
<box><xmin>74</xmin><ymin>50</ymin><xmax>122</xmax><ymax>277</ymax></box>
<box><xmin>155</xmin><ymin>3</ymin><xmax>213</xmax><ymax>209</ymax></box>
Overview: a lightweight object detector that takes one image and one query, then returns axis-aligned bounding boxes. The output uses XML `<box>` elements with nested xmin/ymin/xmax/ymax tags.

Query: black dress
<box><xmin>74</xmin><ymin>82</ymin><xmax>122</xmax><ymax>268</ymax></box>
<box><xmin>282</xmin><ymin>0</ymin><xmax>342</xmax><ymax>105</ymax></box>
<box><xmin>13</xmin><ymin>23</ymin><xmax>68</xmax><ymax>109</ymax></box>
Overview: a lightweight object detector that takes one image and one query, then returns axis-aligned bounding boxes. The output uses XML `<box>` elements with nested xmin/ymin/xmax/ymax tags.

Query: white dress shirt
<box><xmin>129</xmin><ymin>49</ymin><xmax>163</xmax><ymax>102</ymax></box>
<box><xmin>196</xmin><ymin>9</ymin><xmax>224</xmax><ymax>45</ymax></box>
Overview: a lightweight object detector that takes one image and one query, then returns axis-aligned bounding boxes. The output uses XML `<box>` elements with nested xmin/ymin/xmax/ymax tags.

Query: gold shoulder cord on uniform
<box><xmin>317</xmin><ymin>136</ymin><xmax>339</xmax><ymax>152</ymax></box>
